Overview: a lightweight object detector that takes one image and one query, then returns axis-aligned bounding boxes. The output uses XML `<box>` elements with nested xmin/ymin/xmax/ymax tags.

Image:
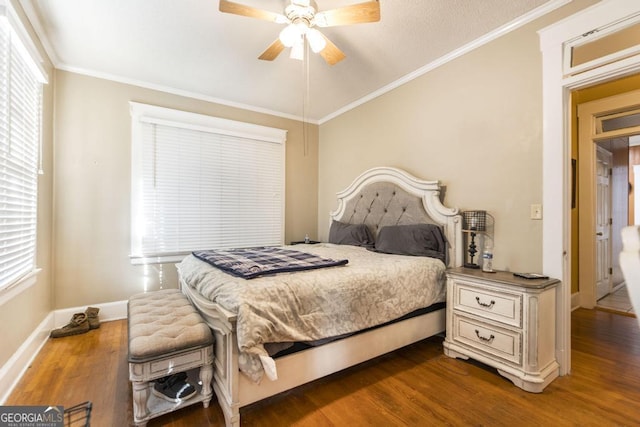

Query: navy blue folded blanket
<box><xmin>192</xmin><ymin>247</ymin><xmax>349</xmax><ymax>279</ymax></box>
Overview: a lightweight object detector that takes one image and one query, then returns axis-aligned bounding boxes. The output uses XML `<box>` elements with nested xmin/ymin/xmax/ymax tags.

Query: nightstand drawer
<box><xmin>452</xmin><ymin>314</ymin><xmax>522</xmax><ymax>365</ymax></box>
<box><xmin>453</xmin><ymin>281</ymin><xmax>522</xmax><ymax>327</ymax></box>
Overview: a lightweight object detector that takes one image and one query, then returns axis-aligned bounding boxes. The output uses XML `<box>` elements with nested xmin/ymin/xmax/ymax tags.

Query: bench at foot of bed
<box><xmin>127</xmin><ymin>289</ymin><xmax>214</xmax><ymax>427</ymax></box>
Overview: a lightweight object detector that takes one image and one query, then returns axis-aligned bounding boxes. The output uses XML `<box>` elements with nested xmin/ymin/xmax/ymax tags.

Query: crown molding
<box><xmin>20</xmin><ymin>0</ymin><xmax>570</xmax><ymax>126</ymax></box>
<box><xmin>318</xmin><ymin>0</ymin><xmax>572</xmax><ymax>124</ymax></box>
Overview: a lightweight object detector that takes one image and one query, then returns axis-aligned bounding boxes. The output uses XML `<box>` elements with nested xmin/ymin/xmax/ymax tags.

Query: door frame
<box><xmin>539</xmin><ymin>0</ymin><xmax>640</xmax><ymax>376</ymax></box>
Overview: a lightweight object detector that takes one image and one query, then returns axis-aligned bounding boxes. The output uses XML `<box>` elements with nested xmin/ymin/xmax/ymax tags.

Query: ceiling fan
<box><xmin>219</xmin><ymin>0</ymin><xmax>380</xmax><ymax>65</ymax></box>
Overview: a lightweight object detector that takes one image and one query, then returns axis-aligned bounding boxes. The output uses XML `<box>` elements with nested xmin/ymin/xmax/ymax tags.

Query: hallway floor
<box><xmin>597</xmin><ymin>284</ymin><xmax>635</xmax><ymax>315</ymax></box>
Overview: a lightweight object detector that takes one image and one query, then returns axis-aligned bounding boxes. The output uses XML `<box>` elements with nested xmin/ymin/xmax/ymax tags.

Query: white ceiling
<box><xmin>21</xmin><ymin>0</ymin><xmax>554</xmax><ymax>122</ymax></box>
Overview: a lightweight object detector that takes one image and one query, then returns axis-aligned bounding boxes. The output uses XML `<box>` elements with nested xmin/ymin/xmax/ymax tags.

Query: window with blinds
<box><xmin>0</xmin><ymin>7</ymin><xmax>46</xmax><ymax>296</ymax></box>
<box><xmin>130</xmin><ymin>102</ymin><xmax>287</xmax><ymax>264</ymax></box>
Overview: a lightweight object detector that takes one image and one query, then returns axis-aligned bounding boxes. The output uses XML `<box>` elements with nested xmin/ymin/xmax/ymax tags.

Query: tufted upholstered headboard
<box><xmin>330</xmin><ymin>167</ymin><xmax>463</xmax><ymax>267</ymax></box>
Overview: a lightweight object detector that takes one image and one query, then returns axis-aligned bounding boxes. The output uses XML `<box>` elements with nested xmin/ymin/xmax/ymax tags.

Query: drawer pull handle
<box><xmin>475</xmin><ymin>329</ymin><xmax>495</xmax><ymax>343</ymax></box>
<box><xmin>475</xmin><ymin>296</ymin><xmax>495</xmax><ymax>308</ymax></box>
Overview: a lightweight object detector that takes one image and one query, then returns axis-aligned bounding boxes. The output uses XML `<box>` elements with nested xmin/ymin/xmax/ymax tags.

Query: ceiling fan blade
<box><xmin>318</xmin><ymin>33</ymin><xmax>346</xmax><ymax>66</ymax></box>
<box><xmin>259</xmin><ymin>39</ymin><xmax>286</xmax><ymax>61</ymax></box>
<box><xmin>314</xmin><ymin>0</ymin><xmax>380</xmax><ymax>27</ymax></box>
<box><xmin>219</xmin><ymin>0</ymin><xmax>287</xmax><ymax>23</ymax></box>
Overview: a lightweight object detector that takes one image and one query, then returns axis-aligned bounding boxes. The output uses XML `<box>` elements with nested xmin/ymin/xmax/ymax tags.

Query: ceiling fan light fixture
<box><xmin>219</xmin><ymin>0</ymin><xmax>380</xmax><ymax>65</ymax></box>
<box><xmin>279</xmin><ymin>21</ymin><xmax>309</xmax><ymax>47</ymax></box>
<box><xmin>306</xmin><ymin>28</ymin><xmax>326</xmax><ymax>53</ymax></box>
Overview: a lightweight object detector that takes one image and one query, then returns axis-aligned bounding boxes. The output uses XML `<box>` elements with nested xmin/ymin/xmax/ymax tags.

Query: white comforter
<box><xmin>177</xmin><ymin>243</ymin><xmax>446</xmax><ymax>382</ymax></box>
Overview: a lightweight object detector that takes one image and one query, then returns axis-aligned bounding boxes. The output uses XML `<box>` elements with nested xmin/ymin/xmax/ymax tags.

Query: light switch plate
<box><xmin>531</xmin><ymin>204</ymin><xmax>542</xmax><ymax>220</ymax></box>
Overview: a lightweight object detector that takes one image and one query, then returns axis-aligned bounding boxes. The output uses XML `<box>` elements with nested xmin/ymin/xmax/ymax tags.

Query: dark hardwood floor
<box><xmin>6</xmin><ymin>308</ymin><xmax>640</xmax><ymax>426</ymax></box>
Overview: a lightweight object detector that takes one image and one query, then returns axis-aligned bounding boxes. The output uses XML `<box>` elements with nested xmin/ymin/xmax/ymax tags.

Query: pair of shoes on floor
<box><xmin>49</xmin><ymin>307</ymin><xmax>100</xmax><ymax>338</ymax></box>
<box><xmin>152</xmin><ymin>372</ymin><xmax>197</xmax><ymax>403</ymax></box>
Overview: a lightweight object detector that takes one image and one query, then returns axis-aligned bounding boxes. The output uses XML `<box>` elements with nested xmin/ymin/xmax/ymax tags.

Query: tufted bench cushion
<box><xmin>128</xmin><ymin>289</ymin><xmax>213</xmax><ymax>362</ymax></box>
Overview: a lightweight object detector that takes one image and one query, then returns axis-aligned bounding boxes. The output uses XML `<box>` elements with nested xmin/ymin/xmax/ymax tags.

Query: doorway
<box><xmin>594</xmin><ymin>145</ymin><xmax>613</xmax><ymax>301</ymax></box>
<box><xmin>593</xmin><ymin>140</ymin><xmax>630</xmax><ymax>310</ymax></box>
<box><xmin>575</xmin><ymin>89</ymin><xmax>640</xmax><ymax>312</ymax></box>
<box><xmin>597</xmin><ymin>134</ymin><xmax>640</xmax><ymax>316</ymax></box>
<box><xmin>539</xmin><ymin>0</ymin><xmax>640</xmax><ymax>376</ymax></box>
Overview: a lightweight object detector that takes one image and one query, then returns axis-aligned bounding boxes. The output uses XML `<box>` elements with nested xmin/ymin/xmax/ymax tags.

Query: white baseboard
<box><xmin>0</xmin><ymin>312</ymin><xmax>53</xmax><ymax>405</ymax></box>
<box><xmin>571</xmin><ymin>292</ymin><xmax>581</xmax><ymax>311</ymax></box>
<box><xmin>0</xmin><ymin>300</ymin><xmax>128</xmax><ymax>404</ymax></box>
<box><xmin>53</xmin><ymin>300</ymin><xmax>128</xmax><ymax>328</ymax></box>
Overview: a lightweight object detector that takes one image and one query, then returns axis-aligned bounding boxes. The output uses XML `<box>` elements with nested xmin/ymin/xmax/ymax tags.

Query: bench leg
<box><xmin>132</xmin><ymin>380</ymin><xmax>150</xmax><ymax>423</ymax></box>
<box><xmin>199</xmin><ymin>363</ymin><xmax>213</xmax><ymax>408</ymax></box>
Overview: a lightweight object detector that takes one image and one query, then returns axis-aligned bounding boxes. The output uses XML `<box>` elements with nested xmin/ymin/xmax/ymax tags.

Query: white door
<box><xmin>595</xmin><ymin>146</ymin><xmax>612</xmax><ymax>300</ymax></box>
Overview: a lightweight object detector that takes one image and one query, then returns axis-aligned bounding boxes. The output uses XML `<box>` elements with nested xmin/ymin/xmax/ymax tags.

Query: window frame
<box><xmin>0</xmin><ymin>0</ymin><xmax>48</xmax><ymax>306</ymax></box>
<box><xmin>563</xmin><ymin>12</ymin><xmax>640</xmax><ymax>77</ymax></box>
<box><xmin>129</xmin><ymin>102</ymin><xmax>287</xmax><ymax>265</ymax></box>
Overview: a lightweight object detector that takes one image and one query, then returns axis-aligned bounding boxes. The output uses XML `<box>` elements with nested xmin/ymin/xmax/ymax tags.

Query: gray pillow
<box><xmin>328</xmin><ymin>220</ymin><xmax>375</xmax><ymax>247</ymax></box>
<box><xmin>374</xmin><ymin>224</ymin><xmax>446</xmax><ymax>262</ymax></box>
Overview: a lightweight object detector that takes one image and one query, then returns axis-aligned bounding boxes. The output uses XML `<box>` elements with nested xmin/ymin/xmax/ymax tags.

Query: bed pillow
<box><xmin>328</xmin><ymin>220</ymin><xmax>375</xmax><ymax>247</ymax></box>
<box><xmin>374</xmin><ymin>224</ymin><xmax>446</xmax><ymax>262</ymax></box>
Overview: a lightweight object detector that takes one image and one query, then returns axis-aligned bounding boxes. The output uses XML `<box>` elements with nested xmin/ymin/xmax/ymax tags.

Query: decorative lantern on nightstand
<box><xmin>462</xmin><ymin>210</ymin><xmax>495</xmax><ymax>271</ymax></box>
<box><xmin>462</xmin><ymin>211</ymin><xmax>495</xmax><ymax>272</ymax></box>
<box><xmin>462</xmin><ymin>211</ymin><xmax>486</xmax><ymax>269</ymax></box>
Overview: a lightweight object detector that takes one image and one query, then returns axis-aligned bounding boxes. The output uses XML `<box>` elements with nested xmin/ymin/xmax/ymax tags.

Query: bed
<box><xmin>177</xmin><ymin>166</ymin><xmax>463</xmax><ymax>426</ymax></box>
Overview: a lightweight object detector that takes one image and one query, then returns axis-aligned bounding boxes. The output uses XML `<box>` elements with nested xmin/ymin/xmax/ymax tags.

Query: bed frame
<box><xmin>180</xmin><ymin>166</ymin><xmax>463</xmax><ymax>426</ymax></box>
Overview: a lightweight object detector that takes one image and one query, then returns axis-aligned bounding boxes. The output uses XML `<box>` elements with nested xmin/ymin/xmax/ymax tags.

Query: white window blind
<box><xmin>130</xmin><ymin>102</ymin><xmax>286</xmax><ymax>264</ymax></box>
<box><xmin>0</xmin><ymin>9</ymin><xmax>45</xmax><ymax>293</ymax></box>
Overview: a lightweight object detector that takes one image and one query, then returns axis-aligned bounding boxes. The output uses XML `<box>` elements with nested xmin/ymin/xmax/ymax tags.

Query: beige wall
<box><xmin>53</xmin><ymin>71</ymin><xmax>318</xmax><ymax>308</ymax></box>
<box><xmin>0</xmin><ymin>2</ymin><xmax>55</xmax><ymax>369</ymax></box>
<box><xmin>318</xmin><ymin>2</ymin><xmax>596</xmax><ymax>273</ymax></box>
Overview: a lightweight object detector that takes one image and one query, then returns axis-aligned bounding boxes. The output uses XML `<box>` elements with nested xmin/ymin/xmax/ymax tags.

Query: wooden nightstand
<box><xmin>443</xmin><ymin>267</ymin><xmax>560</xmax><ymax>392</ymax></box>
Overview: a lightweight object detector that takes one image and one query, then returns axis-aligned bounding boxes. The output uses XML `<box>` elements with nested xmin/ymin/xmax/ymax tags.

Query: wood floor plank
<box><xmin>6</xmin><ymin>308</ymin><xmax>640</xmax><ymax>426</ymax></box>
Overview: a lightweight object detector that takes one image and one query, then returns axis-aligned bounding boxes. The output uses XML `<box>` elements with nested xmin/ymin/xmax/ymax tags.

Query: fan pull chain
<box><xmin>302</xmin><ymin>39</ymin><xmax>310</xmax><ymax>157</ymax></box>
